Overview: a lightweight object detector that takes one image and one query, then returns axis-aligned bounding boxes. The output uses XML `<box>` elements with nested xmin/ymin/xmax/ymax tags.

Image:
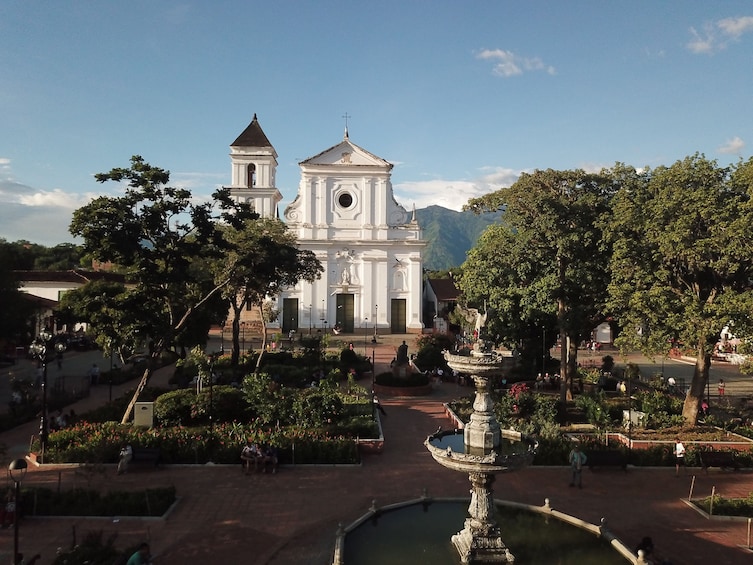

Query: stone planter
<box><xmin>356</xmin><ymin>412</ymin><xmax>385</xmax><ymax>454</ymax></box>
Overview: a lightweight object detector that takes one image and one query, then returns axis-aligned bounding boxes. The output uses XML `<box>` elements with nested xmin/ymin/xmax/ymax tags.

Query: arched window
<box><xmin>247</xmin><ymin>164</ymin><xmax>256</xmax><ymax>187</ymax></box>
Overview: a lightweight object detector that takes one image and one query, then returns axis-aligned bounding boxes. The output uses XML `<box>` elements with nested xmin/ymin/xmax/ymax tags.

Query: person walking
<box><xmin>568</xmin><ymin>444</ymin><xmax>587</xmax><ymax>488</ymax></box>
<box><xmin>717</xmin><ymin>379</ymin><xmax>725</xmax><ymax>397</ymax></box>
<box><xmin>674</xmin><ymin>438</ymin><xmax>686</xmax><ymax>477</ymax></box>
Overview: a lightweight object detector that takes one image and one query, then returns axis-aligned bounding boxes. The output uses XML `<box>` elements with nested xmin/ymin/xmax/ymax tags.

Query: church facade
<box><xmin>227</xmin><ymin>115</ymin><xmax>425</xmax><ymax>335</ymax></box>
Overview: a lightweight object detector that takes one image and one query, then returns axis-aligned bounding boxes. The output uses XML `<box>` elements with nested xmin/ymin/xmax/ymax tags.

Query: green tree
<box><xmin>215</xmin><ymin>217</ymin><xmax>322</xmax><ymax>369</ymax></box>
<box><xmin>461</xmin><ymin>169</ymin><xmax>614</xmax><ymax>398</ymax></box>
<box><xmin>0</xmin><ymin>246</ymin><xmax>35</xmax><ymax>346</ymax></box>
<box><xmin>605</xmin><ymin>155</ymin><xmax>753</xmax><ymax>425</ymax></box>
<box><xmin>69</xmin><ymin>156</ymin><xmax>256</xmax><ymax>423</ymax></box>
<box><xmin>57</xmin><ymin>279</ymin><xmax>134</xmax><ymax>362</ymax></box>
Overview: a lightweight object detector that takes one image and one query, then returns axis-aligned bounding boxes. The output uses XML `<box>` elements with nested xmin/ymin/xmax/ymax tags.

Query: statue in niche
<box><xmin>336</xmin><ymin>248</ymin><xmax>357</xmax><ymax>285</ymax></box>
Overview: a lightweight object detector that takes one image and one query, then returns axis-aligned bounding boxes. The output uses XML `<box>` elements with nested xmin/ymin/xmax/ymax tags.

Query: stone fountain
<box><xmin>425</xmin><ymin>335</ymin><xmax>537</xmax><ymax>564</ymax></box>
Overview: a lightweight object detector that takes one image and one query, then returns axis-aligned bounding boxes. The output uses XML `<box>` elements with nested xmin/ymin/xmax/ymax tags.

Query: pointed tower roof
<box><xmin>231</xmin><ymin>113</ymin><xmax>273</xmax><ymax>148</ymax></box>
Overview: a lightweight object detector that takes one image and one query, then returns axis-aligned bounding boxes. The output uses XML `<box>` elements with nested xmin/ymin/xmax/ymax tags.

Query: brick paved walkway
<box><xmin>1</xmin><ymin>340</ymin><xmax>752</xmax><ymax>564</ymax></box>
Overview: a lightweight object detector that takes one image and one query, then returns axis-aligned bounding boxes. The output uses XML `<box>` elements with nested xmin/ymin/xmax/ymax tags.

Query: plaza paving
<box><xmin>0</xmin><ymin>339</ymin><xmax>752</xmax><ymax>564</ymax></box>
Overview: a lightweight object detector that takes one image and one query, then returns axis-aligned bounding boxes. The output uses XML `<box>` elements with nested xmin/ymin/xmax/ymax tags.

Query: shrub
<box><xmin>242</xmin><ymin>372</ymin><xmax>294</xmax><ymax>425</ymax></box>
<box><xmin>292</xmin><ymin>387</ymin><xmax>344</xmax><ymax>428</ymax></box>
<box><xmin>154</xmin><ymin>389</ymin><xmax>195</xmax><ymax>427</ymax></box>
<box><xmin>574</xmin><ymin>394</ymin><xmax>611</xmax><ymax>428</ymax></box>
<box><xmin>413</xmin><ymin>334</ymin><xmax>454</xmax><ymax>373</ymax></box>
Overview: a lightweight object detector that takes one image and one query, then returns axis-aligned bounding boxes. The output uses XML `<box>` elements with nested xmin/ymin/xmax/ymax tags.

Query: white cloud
<box><xmin>717</xmin><ymin>16</ymin><xmax>753</xmax><ymax>38</ymax></box>
<box><xmin>717</xmin><ymin>136</ymin><xmax>745</xmax><ymax>154</ymax></box>
<box><xmin>393</xmin><ymin>167</ymin><xmax>522</xmax><ymax>211</ymax></box>
<box><xmin>687</xmin><ymin>16</ymin><xmax>753</xmax><ymax>53</ymax></box>
<box><xmin>476</xmin><ymin>49</ymin><xmax>555</xmax><ymax>77</ymax></box>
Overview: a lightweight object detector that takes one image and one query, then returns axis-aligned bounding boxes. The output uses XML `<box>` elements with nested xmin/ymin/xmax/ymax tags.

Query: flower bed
<box><xmin>690</xmin><ymin>493</ymin><xmax>753</xmax><ymax>519</ymax></box>
<box><xmin>46</xmin><ymin>421</ymin><xmax>360</xmax><ymax>465</ymax></box>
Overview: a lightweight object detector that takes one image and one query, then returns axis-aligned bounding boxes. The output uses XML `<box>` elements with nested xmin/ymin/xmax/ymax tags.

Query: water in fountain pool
<box><xmin>343</xmin><ymin>501</ymin><xmax>628</xmax><ymax>564</ymax></box>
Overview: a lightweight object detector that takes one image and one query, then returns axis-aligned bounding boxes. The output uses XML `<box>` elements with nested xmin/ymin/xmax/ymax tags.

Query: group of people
<box><xmin>240</xmin><ymin>441</ymin><xmax>279</xmax><ymax>474</ymax></box>
<box><xmin>533</xmin><ymin>372</ymin><xmax>561</xmax><ymax>391</ymax></box>
<box><xmin>49</xmin><ymin>409</ymin><xmax>75</xmax><ymax>431</ymax></box>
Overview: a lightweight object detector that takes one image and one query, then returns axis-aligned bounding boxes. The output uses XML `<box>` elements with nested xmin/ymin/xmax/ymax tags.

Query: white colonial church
<box><xmin>226</xmin><ymin>114</ymin><xmax>425</xmax><ymax>335</ymax></box>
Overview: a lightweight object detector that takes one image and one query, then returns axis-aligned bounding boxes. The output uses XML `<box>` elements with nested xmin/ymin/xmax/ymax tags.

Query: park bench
<box><xmin>585</xmin><ymin>450</ymin><xmax>628</xmax><ymax>471</ymax></box>
<box><xmin>699</xmin><ymin>450</ymin><xmax>739</xmax><ymax>472</ymax></box>
<box><xmin>131</xmin><ymin>447</ymin><xmax>162</xmax><ymax>469</ymax></box>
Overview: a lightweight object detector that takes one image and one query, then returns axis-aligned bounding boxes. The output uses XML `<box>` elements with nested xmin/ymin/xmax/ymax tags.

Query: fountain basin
<box><xmin>335</xmin><ymin>499</ymin><xmax>634</xmax><ymax>564</ymax></box>
<box><xmin>425</xmin><ymin>429</ymin><xmax>538</xmax><ymax>474</ymax></box>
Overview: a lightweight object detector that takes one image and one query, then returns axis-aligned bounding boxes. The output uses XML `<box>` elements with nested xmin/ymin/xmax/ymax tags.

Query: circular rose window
<box><xmin>338</xmin><ymin>192</ymin><xmax>354</xmax><ymax>208</ymax></box>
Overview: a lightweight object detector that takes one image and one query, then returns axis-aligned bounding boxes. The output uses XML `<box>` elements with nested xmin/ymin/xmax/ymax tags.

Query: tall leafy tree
<box><xmin>69</xmin><ymin>156</ymin><xmax>255</xmax><ymax>423</ymax></box>
<box><xmin>605</xmin><ymin>155</ymin><xmax>753</xmax><ymax>424</ymax></box>
<box><xmin>461</xmin><ymin>169</ymin><xmax>614</xmax><ymax>399</ymax></box>
<box><xmin>0</xmin><ymin>246</ymin><xmax>35</xmax><ymax>346</ymax></box>
<box><xmin>216</xmin><ymin>217</ymin><xmax>322</xmax><ymax>368</ymax></box>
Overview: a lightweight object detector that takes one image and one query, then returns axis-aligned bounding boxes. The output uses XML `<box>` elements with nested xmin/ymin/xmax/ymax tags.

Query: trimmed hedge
<box><xmin>20</xmin><ymin>486</ymin><xmax>176</xmax><ymax>517</ymax></box>
<box><xmin>46</xmin><ymin>421</ymin><xmax>360</xmax><ymax>465</ymax></box>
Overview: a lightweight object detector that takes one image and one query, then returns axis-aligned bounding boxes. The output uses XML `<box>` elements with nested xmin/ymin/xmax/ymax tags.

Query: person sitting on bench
<box><xmin>117</xmin><ymin>444</ymin><xmax>133</xmax><ymax>475</ymax></box>
<box><xmin>261</xmin><ymin>443</ymin><xmax>279</xmax><ymax>474</ymax></box>
<box><xmin>240</xmin><ymin>441</ymin><xmax>262</xmax><ymax>474</ymax></box>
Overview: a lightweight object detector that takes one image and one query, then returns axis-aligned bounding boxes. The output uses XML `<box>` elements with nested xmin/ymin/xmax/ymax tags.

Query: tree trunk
<box><xmin>557</xmin><ymin>254</ymin><xmax>573</xmax><ymax>401</ymax></box>
<box><xmin>682</xmin><ymin>347</ymin><xmax>710</xmax><ymax>426</ymax></box>
<box><xmin>231</xmin><ymin>316</ymin><xmax>240</xmax><ymax>366</ymax></box>
<box><xmin>566</xmin><ymin>335</ymin><xmax>578</xmax><ymax>400</ymax></box>
<box><xmin>120</xmin><ymin>357</ymin><xmax>156</xmax><ymax>424</ymax></box>
<box><xmin>254</xmin><ymin>303</ymin><xmax>268</xmax><ymax>373</ymax></box>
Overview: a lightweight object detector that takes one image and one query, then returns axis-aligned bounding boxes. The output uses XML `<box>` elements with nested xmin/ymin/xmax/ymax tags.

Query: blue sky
<box><xmin>2</xmin><ymin>1</ymin><xmax>752</xmax><ymax>245</ymax></box>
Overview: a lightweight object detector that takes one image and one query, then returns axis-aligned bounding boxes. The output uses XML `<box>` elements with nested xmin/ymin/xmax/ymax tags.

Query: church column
<box><xmin>407</xmin><ymin>254</ymin><xmax>424</xmax><ymax>330</ymax></box>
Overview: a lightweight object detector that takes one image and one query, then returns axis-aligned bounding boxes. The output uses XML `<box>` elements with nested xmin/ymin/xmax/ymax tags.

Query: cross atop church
<box><xmin>342</xmin><ymin>112</ymin><xmax>351</xmax><ymax>139</ymax></box>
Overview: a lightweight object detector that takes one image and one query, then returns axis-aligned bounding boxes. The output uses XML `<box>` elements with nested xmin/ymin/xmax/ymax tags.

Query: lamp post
<box><xmin>108</xmin><ymin>339</ymin><xmax>114</xmax><ymax>402</ymax></box>
<box><xmin>9</xmin><ymin>458</ymin><xmax>27</xmax><ymax>565</ymax></box>
<box><xmin>208</xmin><ymin>353</ymin><xmax>215</xmax><ymax>433</ymax></box>
<box><xmin>309</xmin><ymin>304</ymin><xmax>313</xmax><ymax>334</ymax></box>
<box><xmin>364</xmin><ymin>317</ymin><xmax>369</xmax><ymax>356</ymax></box>
<box><xmin>627</xmin><ymin>374</ymin><xmax>633</xmax><ymax>464</ymax></box>
<box><xmin>28</xmin><ymin>328</ymin><xmax>66</xmax><ymax>464</ymax></box>
<box><xmin>542</xmin><ymin>326</ymin><xmax>546</xmax><ymax>374</ymax></box>
<box><xmin>374</xmin><ymin>304</ymin><xmax>378</xmax><ymax>338</ymax></box>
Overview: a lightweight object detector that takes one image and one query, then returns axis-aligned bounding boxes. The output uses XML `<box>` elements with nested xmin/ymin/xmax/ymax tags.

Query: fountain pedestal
<box><xmin>453</xmin><ymin>473</ymin><xmax>514</xmax><ymax>563</ymax></box>
<box><xmin>425</xmin><ymin>348</ymin><xmax>536</xmax><ymax>564</ymax></box>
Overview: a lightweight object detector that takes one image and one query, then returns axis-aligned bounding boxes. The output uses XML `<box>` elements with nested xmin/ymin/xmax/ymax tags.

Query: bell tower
<box><xmin>227</xmin><ymin>114</ymin><xmax>282</xmax><ymax>218</ymax></box>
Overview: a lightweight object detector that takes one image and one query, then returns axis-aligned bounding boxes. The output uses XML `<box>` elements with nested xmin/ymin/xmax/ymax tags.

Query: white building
<box><xmin>227</xmin><ymin>115</ymin><xmax>425</xmax><ymax>335</ymax></box>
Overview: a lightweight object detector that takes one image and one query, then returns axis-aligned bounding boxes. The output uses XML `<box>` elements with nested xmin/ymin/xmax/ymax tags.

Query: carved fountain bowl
<box><xmin>444</xmin><ymin>351</ymin><xmax>509</xmax><ymax>378</ymax></box>
<box><xmin>425</xmin><ymin>429</ymin><xmax>538</xmax><ymax>475</ymax></box>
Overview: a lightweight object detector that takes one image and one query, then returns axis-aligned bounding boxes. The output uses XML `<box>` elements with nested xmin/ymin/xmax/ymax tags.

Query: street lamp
<box><xmin>374</xmin><ymin>304</ymin><xmax>378</xmax><ymax>338</ymax></box>
<box><xmin>309</xmin><ymin>304</ymin><xmax>313</xmax><ymax>335</ymax></box>
<box><xmin>364</xmin><ymin>317</ymin><xmax>369</xmax><ymax>356</ymax></box>
<box><xmin>371</xmin><ymin>340</ymin><xmax>376</xmax><ymax>389</ymax></box>
<box><xmin>9</xmin><ymin>458</ymin><xmax>27</xmax><ymax>565</ymax></box>
<box><xmin>542</xmin><ymin>326</ymin><xmax>546</xmax><ymax>374</ymax></box>
<box><xmin>108</xmin><ymin>338</ymin><xmax>114</xmax><ymax>402</ymax></box>
<box><xmin>28</xmin><ymin>328</ymin><xmax>66</xmax><ymax>464</ymax></box>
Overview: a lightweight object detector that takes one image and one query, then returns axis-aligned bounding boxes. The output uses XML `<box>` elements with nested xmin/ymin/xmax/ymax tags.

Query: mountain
<box><xmin>416</xmin><ymin>205</ymin><xmax>503</xmax><ymax>271</ymax></box>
